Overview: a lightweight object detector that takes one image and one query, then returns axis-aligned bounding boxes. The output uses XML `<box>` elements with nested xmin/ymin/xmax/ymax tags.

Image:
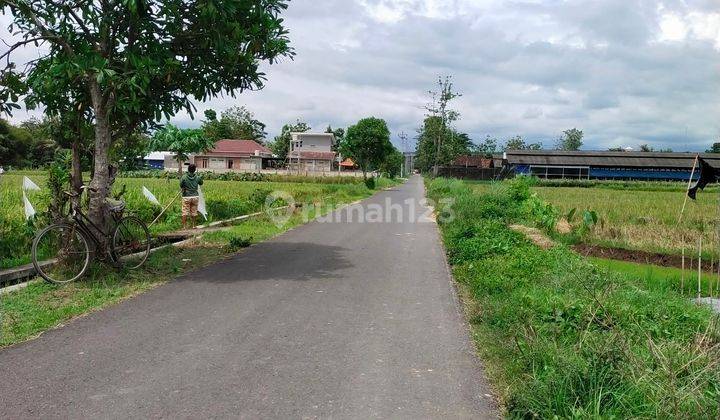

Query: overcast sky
<box><xmin>3</xmin><ymin>0</ymin><xmax>720</xmax><ymax>151</ymax></box>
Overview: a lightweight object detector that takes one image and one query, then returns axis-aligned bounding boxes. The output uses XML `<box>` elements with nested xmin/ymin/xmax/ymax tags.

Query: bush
<box><xmin>364</xmin><ymin>177</ymin><xmax>376</xmax><ymax>190</ymax></box>
<box><xmin>228</xmin><ymin>235</ymin><xmax>252</xmax><ymax>250</ymax></box>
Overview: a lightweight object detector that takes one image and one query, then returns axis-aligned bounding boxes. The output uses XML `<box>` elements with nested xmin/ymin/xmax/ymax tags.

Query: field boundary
<box><xmin>574</xmin><ymin>243</ymin><xmax>716</xmax><ymax>271</ymax></box>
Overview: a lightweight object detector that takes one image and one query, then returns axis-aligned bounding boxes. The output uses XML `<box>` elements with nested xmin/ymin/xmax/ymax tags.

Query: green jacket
<box><xmin>180</xmin><ymin>173</ymin><xmax>203</xmax><ymax>197</ymax></box>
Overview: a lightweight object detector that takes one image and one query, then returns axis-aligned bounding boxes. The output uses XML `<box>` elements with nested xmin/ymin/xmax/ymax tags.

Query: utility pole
<box><xmin>399</xmin><ymin>131</ymin><xmax>408</xmax><ymax>177</ymax></box>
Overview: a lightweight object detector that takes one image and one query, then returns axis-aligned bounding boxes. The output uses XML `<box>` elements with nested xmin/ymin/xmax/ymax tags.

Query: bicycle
<box><xmin>31</xmin><ymin>186</ymin><xmax>152</xmax><ymax>284</ymax></box>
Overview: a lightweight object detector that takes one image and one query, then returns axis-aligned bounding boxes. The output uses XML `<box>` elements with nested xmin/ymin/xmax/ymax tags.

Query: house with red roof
<box><xmin>189</xmin><ymin>139</ymin><xmax>273</xmax><ymax>172</ymax></box>
<box><xmin>287</xmin><ymin>132</ymin><xmax>337</xmax><ymax>172</ymax></box>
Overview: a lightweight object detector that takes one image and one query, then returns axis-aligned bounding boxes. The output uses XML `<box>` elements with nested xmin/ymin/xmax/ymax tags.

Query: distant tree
<box><xmin>113</xmin><ymin>131</ymin><xmax>151</xmax><ymax>171</ymax></box>
<box><xmin>503</xmin><ymin>135</ymin><xmax>542</xmax><ymax>151</ymax></box>
<box><xmin>380</xmin><ymin>147</ymin><xmax>404</xmax><ymax>178</ymax></box>
<box><xmin>414</xmin><ymin>116</ymin><xmax>472</xmax><ymax>172</ymax></box>
<box><xmin>556</xmin><ymin>128</ymin><xmax>584</xmax><ymax>150</ymax></box>
<box><xmin>477</xmin><ymin>136</ymin><xmax>499</xmax><ymax>157</ymax></box>
<box><xmin>706</xmin><ymin>142</ymin><xmax>720</xmax><ymax>154</ymax></box>
<box><xmin>202</xmin><ymin>106</ymin><xmax>267</xmax><ymax>143</ymax></box>
<box><xmin>608</xmin><ymin>147</ymin><xmax>624</xmax><ymax>152</ymax></box>
<box><xmin>504</xmin><ymin>135</ymin><xmax>526</xmax><ymax>151</ymax></box>
<box><xmin>424</xmin><ymin>76</ymin><xmax>461</xmax><ymax>176</ymax></box>
<box><xmin>326</xmin><ymin>125</ymin><xmax>345</xmax><ymax>152</ymax></box>
<box><xmin>149</xmin><ymin>125</ymin><xmax>215</xmax><ymax>175</ymax></box>
<box><xmin>271</xmin><ymin>120</ymin><xmax>311</xmax><ymax>158</ymax></box>
<box><xmin>341</xmin><ymin>117</ymin><xmax>393</xmax><ymax>180</ymax></box>
<box><xmin>639</xmin><ymin>144</ymin><xmax>653</xmax><ymax>152</ymax></box>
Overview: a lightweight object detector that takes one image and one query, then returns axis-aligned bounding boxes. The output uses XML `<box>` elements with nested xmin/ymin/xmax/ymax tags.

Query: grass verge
<box><xmin>0</xmin><ymin>184</ymin><xmax>389</xmax><ymax>347</ymax></box>
<box><xmin>428</xmin><ymin>177</ymin><xmax>720</xmax><ymax>418</ymax></box>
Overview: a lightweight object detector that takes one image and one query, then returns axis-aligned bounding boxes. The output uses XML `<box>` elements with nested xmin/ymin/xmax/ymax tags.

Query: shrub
<box><xmin>364</xmin><ymin>177</ymin><xmax>376</xmax><ymax>190</ymax></box>
<box><xmin>228</xmin><ymin>235</ymin><xmax>252</xmax><ymax>250</ymax></box>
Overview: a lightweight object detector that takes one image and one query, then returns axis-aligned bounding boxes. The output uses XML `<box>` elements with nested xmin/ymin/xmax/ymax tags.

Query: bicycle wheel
<box><xmin>32</xmin><ymin>223</ymin><xmax>91</xmax><ymax>284</ymax></box>
<box><xmin>112</xmin><ymin>216</ymin><xmax>151</xmax><ymax>269</ymax></box>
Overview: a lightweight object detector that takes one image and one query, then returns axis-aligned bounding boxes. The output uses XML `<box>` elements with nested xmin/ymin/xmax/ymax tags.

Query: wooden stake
<box><xmin>681</xmin><ymin>246</ymin><xmax>685</xmax><ymax>295</ymax></box>
<box><xmin>698</xmin><ymin>238</ymin><xmax>703</xmax><ymax>298</ymax></box>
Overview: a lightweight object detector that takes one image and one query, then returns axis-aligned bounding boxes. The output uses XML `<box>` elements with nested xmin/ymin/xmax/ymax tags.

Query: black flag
<box><xmin>688</xmin><ymin>158</ymin><xmax>717</xmax><ymax>200</ymax></box>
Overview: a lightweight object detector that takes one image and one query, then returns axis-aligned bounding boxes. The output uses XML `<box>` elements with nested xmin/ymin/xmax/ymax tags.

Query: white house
<box><xmin>287</xmin><ymin>132</ymin><xmax>337</xmax><ymax>172</ymax></box>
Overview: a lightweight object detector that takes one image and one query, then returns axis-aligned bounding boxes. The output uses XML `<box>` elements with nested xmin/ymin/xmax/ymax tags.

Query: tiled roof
<box><xmin>340</xmin><ymin>158</ymin><xmax>356</xmax><ymax>167</ymax></box>
<box><xmin>202</xmin><ymin>140</ymin><xmax>272</xmax><ymax>157</ymax></box>
<box><xmin>452</xmin><ymin>155</ymin><xmax>493</xmax><ymax>168</ymax></box>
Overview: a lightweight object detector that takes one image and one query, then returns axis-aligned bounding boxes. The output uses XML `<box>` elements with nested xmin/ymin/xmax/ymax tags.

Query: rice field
<box><xmin>0</xmin><ymin>171</ymin><xmax>382</xmax><ymax>269</ymax></box>
<box><xmin>469</xmin><ymin>180</ymin><xmax>720</xmax><ymax>255</ymax></box>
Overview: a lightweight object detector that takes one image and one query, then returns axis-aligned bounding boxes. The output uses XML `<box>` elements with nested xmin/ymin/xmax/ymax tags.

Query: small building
<box><xmin>287</xmin><ymin>133</ymin><xmax>337</xmax><ymax>173</ymax></box>
<box><xmin>143</xmin><ymin>151</ymin><xmax>172</xmax><ymax>169</ymax></box>
<box><xmin>192</xmin><ymin>139</ymin><xmax>272</xmax><ymax>172</ymax></box>
<box><xmin>504</xmin><ymin>150</ymin><xmax>720</xmax><ymax>181</ymax></box>
<box><xmin>339</xmin><ymin>158</ymin><xmax>359</xmax><ymax>170</ymax></box>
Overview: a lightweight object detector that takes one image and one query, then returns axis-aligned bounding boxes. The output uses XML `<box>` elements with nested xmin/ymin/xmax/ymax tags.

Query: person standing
<box><xmin>180</xmin><ymin>164</ymin><xmax>203</xmax><ymax>229</ymax></box>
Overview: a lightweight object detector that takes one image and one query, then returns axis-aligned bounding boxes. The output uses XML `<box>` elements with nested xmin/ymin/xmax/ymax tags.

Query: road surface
<box><xmin>0</xmin><ymin>175</ymin><xmax>496</xmax><ymax>419</ymax></box>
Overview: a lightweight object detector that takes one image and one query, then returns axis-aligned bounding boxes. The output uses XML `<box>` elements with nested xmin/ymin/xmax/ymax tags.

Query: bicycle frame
<box><xmin>67</xmin><ymin>203</ymin><xmax>122</xmax><ymax>254</ymax></box>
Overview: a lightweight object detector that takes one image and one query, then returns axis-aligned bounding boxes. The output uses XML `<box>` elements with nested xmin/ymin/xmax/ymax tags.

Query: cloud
<box><xmin>1</xmin><ymin>0</ymin><xmax>719</xmax><ymax>151</ymax></box>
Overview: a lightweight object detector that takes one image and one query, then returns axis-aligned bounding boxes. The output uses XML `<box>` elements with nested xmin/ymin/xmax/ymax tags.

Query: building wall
<box><xmin>290</xmin><ymin>134</ymin><xmax>333</xmax><ymax>153</ymax></box>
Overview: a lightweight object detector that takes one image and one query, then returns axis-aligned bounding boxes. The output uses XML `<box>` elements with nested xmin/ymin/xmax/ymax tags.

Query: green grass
<box><xmin>428</xmin><ymin>176</ymin><xmax>720</xmax><ymax>418</ymax></box>
<box><xmin>0</xmin><ymin>171</ymin><xmax>393</xmax><ymax>269</ymax></box>
<box><xmin>468</xmin><ymin>180</ymin><xmax>719</xmax><ymax>256</ymax></box>
<box><xmin>589</xmin><ymin>257</ymin><xmax>720</xmax><ymax>298</ymax></box>
<box><xmin>0</xmin><ymin>182</ymin><xmax>385</xmax><ymax>347</ymax></box>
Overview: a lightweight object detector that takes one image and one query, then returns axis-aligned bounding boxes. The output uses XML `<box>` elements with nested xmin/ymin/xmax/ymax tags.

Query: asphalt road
<box><xmin>0</xmin><ymin>175</ymin><xmax>496</xmax><ymax>419</ymax></box>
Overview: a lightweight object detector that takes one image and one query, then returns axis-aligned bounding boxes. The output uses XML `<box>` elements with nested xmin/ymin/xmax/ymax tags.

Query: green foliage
<box><xmin>46</xmin><ymin>150</ymin><xmax>71</xmax><ymax>222</ymax></box>
<box><xmin>364</xmin><ymin>177</ymin><xmax>376</xmax><ymax>190</ymax></box>
<box><xmin>202</xmin><ymin>106</ymin><xmax>267</xmax><ymax>143</ymax></box>
<box><xmin>2</xmin><ymin>0</ymin><xmax>293</xmax><ymax>228</ymax></box>
<box><xmin>477</xmin><ymin>135</ymin><xmax>499</xmax><ymax>157</ymax></box>
<box><xmin>503</xmin><ymin>135</ymin><xmax>542</xmax><ymax>151</ymax></box>
<box><xmin>556</xmin><ymin>128</ymin><xmax>584</xmax><ymax>151</ymax></box>
<box><xmin>414</xmin><ymin>116</ymin><xmax>473</xmax><ymax>173</ymax></box>
<box><xmin>706</xmin><ymin>142</ymin><xmax>720</xmax><ymax>154</ymax></box>
<box><xmin>379</xmin><ymin>147</ymin><xmax>403</xmax><ymax>178</ymax></box>
<box><xmin>149</xmin><ymin>124</ymin><xmax>215</xmax><ymax>167</ymax></box>
<box><xmin>341</xmin><ymin>117</ymin><xmax>393</xmax><ymax>178</ymax></box>
<box><xmin>228</xmin><ymin>236</ymin><xmax>252</xmax><ymax>251</ymax></box>
<box><xmin>428</xmin><ymin>177</ymin><xmax>720</xmax><ymax>418</ymax></box>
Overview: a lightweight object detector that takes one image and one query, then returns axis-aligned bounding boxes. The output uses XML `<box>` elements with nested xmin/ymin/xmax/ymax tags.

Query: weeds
<box><xmin>427</xmin><ymin>177</ymin><xmax>720</xmax><ymax>418</ymax></box>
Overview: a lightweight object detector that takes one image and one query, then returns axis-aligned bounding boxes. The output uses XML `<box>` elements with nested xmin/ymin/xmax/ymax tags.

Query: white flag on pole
<box><xmin>197</xmin><ymin>186</ymin><xmax>208</xmax><ymax>220</ymax></box>
<box><xmin>22</xmin><ymin>176</ymin><xmax>40</xmax><ymax>191</ymax></box>
<box><xmin>142</xmin><ymin>186</ymin><xmax>160</xmax><ymax>206</ymax></box>
<box><xmin>23</xmin><ymin>191</ymin><xmax>36</xmax><ymax>220</ymax></box>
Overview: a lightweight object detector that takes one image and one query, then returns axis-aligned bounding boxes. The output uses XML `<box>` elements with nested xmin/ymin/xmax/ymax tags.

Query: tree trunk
<box><xmin>177</xmin><ymin>157</ymin><xmax>184</xmax><ymax>176</ymax></box>
<box><xmin>87</xmin><ymin>80</ymin><xmax>112</xmax><ymax>249</ymax></box>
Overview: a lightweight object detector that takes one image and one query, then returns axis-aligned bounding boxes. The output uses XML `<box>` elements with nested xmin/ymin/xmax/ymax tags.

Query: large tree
<box><xmin>424</xmin><ymin>76</ymin><xmax>461</xmax><ymax>176</ymax></box>
<box><xmin>414</xmin><ymin>116</ymin><xmax>472</xmax><ymax>173</ymax></box>
<box><xmin>270</xmin><ymin>119</ymin><xmax>310</xmax><ymax>158</ymax></box>
<box><xmin>341</xmin><ymin>117</ymin><xmax>393</xmax><ymax>180</ymax></box>
<box><xmin>0</xmin><ymin>0</ymin><xmax>292</xmax><ymax>240</ymax></box>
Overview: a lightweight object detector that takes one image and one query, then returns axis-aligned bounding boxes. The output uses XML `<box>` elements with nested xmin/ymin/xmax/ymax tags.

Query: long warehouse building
<box><xmin>502</xmin><ymin>150</ymin><xmax>720</xmax><ymax>181</ymax></box>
